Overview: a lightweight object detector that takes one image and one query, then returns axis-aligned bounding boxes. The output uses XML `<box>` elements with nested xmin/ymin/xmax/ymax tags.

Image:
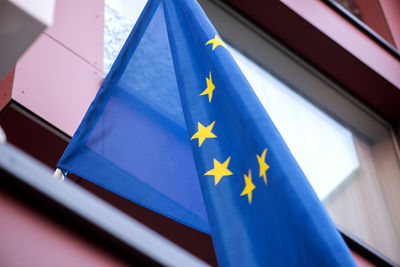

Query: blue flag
<box><xmin>58</xmin><ymin>0</ymin><xmax>356</xmax><ymax>265</ymax></box>
<box><xmin>58</xmin><ymin>0</ymin><xmax>209</xmax><ymax>232</ymax></box>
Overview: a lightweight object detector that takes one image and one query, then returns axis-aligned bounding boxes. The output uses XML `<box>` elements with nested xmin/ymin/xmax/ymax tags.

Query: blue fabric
<box><xmin>59</xmin><ymin>0</ymin><xmax>356</xmax><ymax>265</ymax></box>
<box><xmin>57</xmin><ymin>0</ymin><xmax>208</xmax><ymax>233</ymax></box>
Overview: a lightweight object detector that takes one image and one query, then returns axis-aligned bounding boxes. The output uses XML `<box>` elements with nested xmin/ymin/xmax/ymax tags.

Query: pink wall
<box><xmin>45</xmin><ymin>0</ymin><xmax>104</xmax><ymax>70</ymax></box>
<box><xmin>0</xmin><ymin>191</ymin><xmax>128</xmax><ymax>267</ymax></box>
<box><xmin>12</xmin><ymin>0</ymin><xmax>104</xmax><ymax>136</ymax></box>
<box><xmin>352</xmin><ymin>0</ymin><xmax>395</xmax><ymax>46</ymax></box>
<box><xmin>351</xmin><ymin>251</ymin><xmax>376</xmax><ymax>267</ymax></box>
<box><xmin>380</xmin><ymin>0</ymin><xmax>400</xmax><ymax>48</ymax></box>
<box><xmin>0</xmin><ymin>68</ymin><xmax>14</xmax><ymax>111</ymax></box>
<box><xmin>280</xmin><ymin>0</ymin><xmax>400</xmax><ymax>91</ymax></box>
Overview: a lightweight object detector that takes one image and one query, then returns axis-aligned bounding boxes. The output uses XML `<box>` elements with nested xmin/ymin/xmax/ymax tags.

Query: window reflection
<box><xmin>230</xmin><ymin>46</ymin><xmax>400</xmax><ymax>263</ymax></box>
<box><xmin>230</xmin><ymin>46</ymin><xmax>360</xmax><ymax>200</ymax></box>
<box><xmin>104</xmin><ymin>0</ymin><xmax>147</xmax><ymax>74</ymax></box>
<box><xmin>331</xmin><ymin>0</ymin><xmax>398</xmax><ymax>48</ymax></box>
<box><xmin>334</xmin><ymin>0</ymin><xmax>361</xmax><ymax>19</ymax></box>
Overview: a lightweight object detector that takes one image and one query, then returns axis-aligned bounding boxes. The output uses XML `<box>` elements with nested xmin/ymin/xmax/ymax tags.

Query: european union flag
<box><xmin>58</xmin><ymin>0</ymin><xmax>357</xmax><ymax>265</ymax></box>
<box><xmin>58</xmin><ymin>0</ymin><xmax>209</xmax><ymax>232</ymax></box>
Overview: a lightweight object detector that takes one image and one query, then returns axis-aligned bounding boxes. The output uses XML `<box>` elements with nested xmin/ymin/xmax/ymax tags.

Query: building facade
<box><xmin>0</xmin><ymin>0</ymin><xmax>399</xmax><ymax>266</ymax></box>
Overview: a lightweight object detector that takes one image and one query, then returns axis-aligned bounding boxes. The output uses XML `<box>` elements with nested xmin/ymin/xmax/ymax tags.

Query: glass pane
<box><xmin>230</xmin><ymin>46</ymin><xmax>360</xmax><ymax>200</ymax></box>
<box><xmin>104</xmin><ymin>0</ymin><xmax>147</xmax><ymax>74</ymax></box>
<box><xmin>230</xmin><ymin>46</ymin><xmax>400</xmax><ymax>263</ymax></box>
<box><xmin>331</xmin><ymin>0</ymin><xmax>397</xmax><ymax>47</ymax></box>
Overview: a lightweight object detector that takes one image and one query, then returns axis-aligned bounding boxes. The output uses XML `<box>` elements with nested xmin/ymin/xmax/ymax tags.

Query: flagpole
<box><xmin>0</xmin><ymin>125</ymin><xmax>6</xmax><ymax>144</ymax></box>
<box><xmin>53</xmin><ymin>168</ymin><xmax>65</xmax><ymax>181</ymax></box>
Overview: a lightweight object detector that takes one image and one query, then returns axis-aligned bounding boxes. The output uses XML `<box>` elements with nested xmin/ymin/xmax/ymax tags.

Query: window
<box><xmin>104</xmin><ymin>0</ymin><xmax>147</xmax><ymax>75</ymax></box>
<box><xmin>330</xmin><ymin>0</ymin><xmax>398</xmax><ymax>48</ymax></box>
<box><xmin>230</xmin><ymin>46</ymin><xmax>359</xmax><ymax>201</ymax></box>
<box><xmin>324</xmin><ymin>0</ymin><xmax>400</xmax><ymax>60</ymax></box>
<box><xmin>230</xmin><ymin>44</ymin><xmax>400</xmax><ymax>263</ymax></box>
<box><xmin>201</xmin><ymin>1</ymin><xmax>400</xmax><ymax>262</ymax></box>
<box><xmin>104</xmin><ymin>0</ymin><xmax>400</xmax><ymax>263</ymax></box>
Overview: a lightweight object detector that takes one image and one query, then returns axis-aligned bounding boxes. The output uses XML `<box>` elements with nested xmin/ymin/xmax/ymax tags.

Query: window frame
<box><xmin>198</xmin><ymin>0</ymin><xmax>400</xmax><ymax>265</ymax></box>
<box><xmin>199</xmin><ymin>0</ymin><xmax>396</xmax><ymax>144</ymax></box>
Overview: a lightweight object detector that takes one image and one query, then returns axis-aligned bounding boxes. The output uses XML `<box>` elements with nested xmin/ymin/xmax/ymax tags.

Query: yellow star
<box><xmin>257</xmin><ymin>148</ymin><xmax>270</xmax><ymax>184</ymax></box>
<box><xmin>240</xmin><ymin>170</ymin><xmax>256</xmax><ymax>204</ymax></box>
<box><xmin>200</xmin><ymin>72</ymin><xmax>215</xmax><ymax>102</ymax></box>
<box><xmin>191</xmin><ymin>121</ymin><xmax>217</xmax><ymax>147</ymax></box>
<box><xmin>204</xmin><ymin>157</ymin><xmax>233</xmax><ymax>185</ymax></box>
<box><xmin>205</xmin><ymin>35</ymin><xmax>227</xmax><ymax>51</ymax></box>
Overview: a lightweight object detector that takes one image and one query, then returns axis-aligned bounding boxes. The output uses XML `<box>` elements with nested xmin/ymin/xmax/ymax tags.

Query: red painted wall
<box><xmin>353</xmin><ymin>0</ymin><xmax>396</xmax><ymax>46</ymax></box>
<box><xmin>380</xmin><ymin>0</ymin><xmax>400</xmax><ymax>48</ymax></box>
<box><xmin>12</xmin><ymin>0</ymin><xmax>104</xmax><ymax>136</ymax></box>
<box><xmin>0</xmin><ymin>189</ymin><xmax>128</xmax><ymax>267</ymax></box>
<box><xmin>0</xmin><ymin>68</ymin><xmax>14</xmax><ymax>111</ymax></box>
